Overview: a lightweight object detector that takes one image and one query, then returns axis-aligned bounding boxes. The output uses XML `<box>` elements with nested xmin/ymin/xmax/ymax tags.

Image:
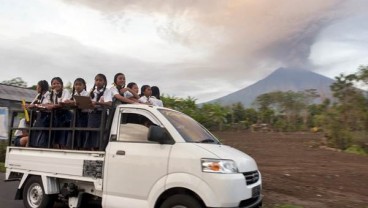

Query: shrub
<box><xmin>0</xmin><ymin>140</ymin><xmax>7</xmax><ymax>163</ymax></box>
<box><xmin>345</xmin><ymin>145</ymin><xmax>367</xmax><ymax>156</ymax></box>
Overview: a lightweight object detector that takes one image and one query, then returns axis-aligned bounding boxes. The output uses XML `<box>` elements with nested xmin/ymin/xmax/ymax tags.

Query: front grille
<box><xmin>243</xmin><ymin>170</ymin><xmax>259</xmax><ymax>185</ymax></box>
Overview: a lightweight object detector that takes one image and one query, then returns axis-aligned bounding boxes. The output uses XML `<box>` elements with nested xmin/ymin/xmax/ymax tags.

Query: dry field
<box><xmin>214</xmin><ymin>131</ymin><xmax>368</xmax><ymax>208</ymax></box>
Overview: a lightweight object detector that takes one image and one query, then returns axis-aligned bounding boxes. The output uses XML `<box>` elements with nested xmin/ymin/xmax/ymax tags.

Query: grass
<box><xmin>0</xmin><ymin>162</ymin><xmax>5</xmax><ymax>173</ymax></box>
<box><xmin>345</xmin><ymin>145</ymin><xmax>368</xmax><ymax>156</ymax></box>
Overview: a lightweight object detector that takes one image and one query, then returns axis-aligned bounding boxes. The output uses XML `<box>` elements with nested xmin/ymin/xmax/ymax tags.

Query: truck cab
<box><xmin>5</xmin><ymin>104</ymin><xmax>262</xmax><ymax>208</ymax></box>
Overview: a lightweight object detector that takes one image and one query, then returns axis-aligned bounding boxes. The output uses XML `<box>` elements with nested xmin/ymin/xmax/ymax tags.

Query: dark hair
<box><xmin>71</xmin><ymin>78</ymin><xmax>87</xmax><ymax>100</ymax></box>
<box><xmin>114</xmin><ymin>73</ymin><xmax>125</xmax><ymax>87</ymax></box>
<box><xmin>140</xmin><ymin>85</ymin><xmax>150</xmax><ymax>97</ymax></box>
<box><xmin>38</xmin><ymin>80</ymin><xmax>49</xmax><ymax>94</ymax></box>
<box><xmin>151</xmin><ymin>86</ymin><xmax>160</xmax><ymax>99</ymax></box>
<box><xmin>90</xmin><ymin>74</ymin><xmax>107</xmax><ymax>101</ymax></box>
<box><xmin>127</xmin><ymin>82</ymin><xmax>137</xmax><ymax>89</ymax></box>
<box><xmin>50</xmin><ymin>77</ymin><xmax>64</xmax><ymax>103</ymax></box>
<box><xmin>113</xmin><ymin>73</ymin><xmax>126</xmax><ymax>97</ymax></box>
<box><xmin>35</xmin><ymin>80</ymin><xmax>49</xmax><ymax>103</ymax></box>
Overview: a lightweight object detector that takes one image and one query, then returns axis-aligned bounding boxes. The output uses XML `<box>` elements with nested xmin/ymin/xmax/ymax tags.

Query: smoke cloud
<box><xmin>2</xmin><ymin>0</ymin><xmax>367</xmax><ymax>102</ymax></box>
<box><xmin>64</xmin><ymin>0</ymin><xmax>350</xmax><ymax>71</ymax></box>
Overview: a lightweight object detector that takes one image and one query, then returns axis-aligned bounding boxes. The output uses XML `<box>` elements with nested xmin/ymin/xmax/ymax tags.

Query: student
<box><xmin>66</xmin><ymin>78</ymin><xmax>89</xmax><ymax>149</ymax></box>
<box><xmin>151</xmin><ymin>86</ymin><xmax>164</xmax><ymax>107</ymax></box>
<box><xmin>110</xmin><ymin>73</ymin><xmax>137</xmax><ymax>106</ymax></box>
<box><xmin>70</xmin><ymin>78</ymin><xmax>89</xmax><ymax>98</ymax></box>
<box><xmin>85</xmin><ymin>74</ymin><xmax>112</xmax><ymax>150</ymax></box>
<box><xmin>124</xmin><ymin>82</ymin><xmax>140</xmax><ymax>102</ymax></box>
<box><xmin>27</xmin><ymin>80</ymin><xmax>51</xmax><ymax>148</ymax></box>
<box><xmin>49</xmin><ymin>77</ymin><xmax>72</xmax><ymax>149</ymax></box>
<box><xmin>13</xmin><ymin>118</ymin><xmax>29</xmax><ymax>147</ymax></box>
<box><xmin>138</xmin><ymin>85</ymin><xmax>154</xmax><ymax>105</ymax></box>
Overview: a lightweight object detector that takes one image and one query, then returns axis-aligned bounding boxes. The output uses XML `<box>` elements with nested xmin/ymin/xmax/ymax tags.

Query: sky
<box><xmin>1</xmin><ymin>0</ymin><xmax>368</xmax><ymax>103</ymax></box>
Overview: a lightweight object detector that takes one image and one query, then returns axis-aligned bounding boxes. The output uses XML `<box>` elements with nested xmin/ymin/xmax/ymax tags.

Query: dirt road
<box><xmin>215</xmin><ymin>131</ymin><xmax>368</xmax><ymax>208</ymax></box>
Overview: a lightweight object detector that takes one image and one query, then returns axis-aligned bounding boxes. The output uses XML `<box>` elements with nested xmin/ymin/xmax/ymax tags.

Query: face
<box><xmin>74</xmin><ymin>81</ymin><xmax>85</xmax><ymax>93</ymax></box>
<box><xmin>131</xmin><ymin>84</ymin><xmax>139</xmax><ymax>93</ymax></box>
<box><xmin>51</xmin><ymin>79</ymin><xmax>62</xmax><ymax>92</ymax></box>
<box><xmin>36</xmin><ymin>84</ymin><xmax>42</xmax><ymax>93</ymax></box>
<box><xmin>116</xmin><ymin>74</ymin><xmax>126</xmax><ymax>87</ymax></box>
<box><xmin>144</xmin><ymin>87</ymin><xmax>152</xmax><ymax>97</ymax></box>
<box><xmin>95</xmin><ymin>76</ymin><xmax>105</xmax><ymax>89</ymax></box>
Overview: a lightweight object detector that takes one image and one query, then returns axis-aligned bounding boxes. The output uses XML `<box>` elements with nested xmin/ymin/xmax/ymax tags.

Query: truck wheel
<box><xmin>22</xmin><ymin>176</ymin><xmax>55</xmax><ymax>208</ymax></box>
<box><xmin>160</xmin><ymin>194</ymin><xmax>203</xmax><ymax>208</ymax></box>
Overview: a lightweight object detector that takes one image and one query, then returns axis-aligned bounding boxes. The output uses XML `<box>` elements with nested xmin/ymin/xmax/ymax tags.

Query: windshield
<box><xmin>158</xmin><ymin>109</ymin><xmax>220</xmax><ymax>144</ymax></box>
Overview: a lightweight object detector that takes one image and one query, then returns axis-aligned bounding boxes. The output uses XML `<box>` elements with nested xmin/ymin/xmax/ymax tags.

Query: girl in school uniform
<box><xmin>27</xmin><ymin>80</ymin><xmax>51</xmax><ymax>147</ymax></box>
<box><xmin>66</xmin><ymin>78</ymin><xmax>89</xmax><ymax>149</ymax></box>
<box><xmin>138</xmin><ymin>85</ymin><xmax>162</xmax><ymax>106</ymax></box>
<box><xmin>49</xmin><ymin>77</ymin><xmax>71</xmax><ymax>149</ymax></box>
<box><xmin>110</xmin><ymin>73</ymin><xmax>138</xmax><ymax>106</ymax></box>
<box><xmin>151</xmin><ymin>86</ymin><xmax>164</xmax><ymax>107</ymax></box>
<box><xmin>125</xmin><ymin>82</ymin><xmax>140</xmax><ymax>102</ymax></box>
<box><xmin>85</xmin><ymin>74</ymin><xmax>112</xmax><ymax>150</ymax></box>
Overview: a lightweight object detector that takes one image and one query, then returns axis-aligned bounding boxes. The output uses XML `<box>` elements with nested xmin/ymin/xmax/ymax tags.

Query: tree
<box><xmin>1</xmin><ymin>77</ymin><xmax>27</xmax><ymax>87</ymax></box>
<box><xmin>254</xmin><ymin>90</ymin><xmax>313</xmax><ymax>130</ymax></box>
<box><xmin>201</xmin><ymin>103</ymin><xmax>229</xmax><ymax>131</ymax></box>
<box><xmin>321</xmin><ymin>70</ymin><xmax>368</xmax><ymax>151</ymax></box>
<box><xmin>230</xmin><ymin>102</ymin><xmax>246</xmax><ymax>124</ymax></box>
<box><xmin>64</xmin><ymin>81</ymin><xmax>72</xmax><ymax>91</ymax></box>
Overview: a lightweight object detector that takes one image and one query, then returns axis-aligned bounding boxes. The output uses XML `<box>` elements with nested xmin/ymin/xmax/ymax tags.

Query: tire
<box><xmin>160</xmin><ymin>194</ymin><xmax>203</xmax><ymax>208</ymax></box>
<box><xmin>22</xmin><ymin>176</ymin><xmax>55</xmax><ymax>208</ymax></box>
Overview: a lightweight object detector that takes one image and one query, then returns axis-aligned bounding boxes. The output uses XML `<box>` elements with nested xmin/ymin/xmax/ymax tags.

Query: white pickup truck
<box><xmin>5</xmin><ymin>104</ymin><xmax>262</xmax><ymax>208</ymax></box>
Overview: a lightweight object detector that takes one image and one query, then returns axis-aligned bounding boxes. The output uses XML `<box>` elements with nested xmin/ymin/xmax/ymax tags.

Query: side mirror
<box><xmin>148</xmin><ymin>126</ymin><xmax>174</xmax><ymax>144</ymax></box>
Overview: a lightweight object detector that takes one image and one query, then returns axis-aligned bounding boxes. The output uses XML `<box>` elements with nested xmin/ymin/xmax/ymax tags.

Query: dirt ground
<box><xmin>214</xmin><ymin>131</ymin><xmax>368</xmax><ymax>208</ymax></box>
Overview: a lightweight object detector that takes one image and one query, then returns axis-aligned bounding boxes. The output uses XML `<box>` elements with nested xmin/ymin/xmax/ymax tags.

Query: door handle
<box><xmin>116</xmin><ymin>150</ymin><xmax>125</xmax><ymax>155</ymax></box>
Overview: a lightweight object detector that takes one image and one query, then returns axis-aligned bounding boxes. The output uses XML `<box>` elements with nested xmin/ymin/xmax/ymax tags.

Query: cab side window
<box><xmin>118</xmin><ymin>113</ymin><xmax>154</xmax><ymax>142</ymax></box>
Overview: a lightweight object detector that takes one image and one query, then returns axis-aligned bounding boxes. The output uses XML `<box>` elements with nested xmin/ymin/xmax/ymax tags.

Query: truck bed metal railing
<box><xmin>8</xmin><ymin>106</ymin><xmax>114</xmax><ymax>151</ymax></box>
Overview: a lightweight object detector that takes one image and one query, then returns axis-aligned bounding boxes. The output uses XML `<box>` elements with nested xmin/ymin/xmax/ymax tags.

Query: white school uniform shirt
<box><xmin>91</xmin><ymin>87</ymin><xmax>112</xmax><ymax>103</ymax></box>
<box><xmin>50</xmin><ymin>89</ymin><xmax>71</xmax><ymax>104</ymax></box>
<box><xmin>110</xmin><ymin>85</ymin><xmax>120</xmax><ymax>97</ymax></box>
<box><xmin>31</xmin><ymin>91</ymin><xmax>51</xmax><ymax>105</ymax></box>
<box><xmin>151</xmin><ymin>98</ymin><xmax>164</xmax><ymax>107</ymax></box>
<box><xmin>14</xmin><ymin>118</ymin><xmax>26</xmax><ymax>136</ymax></box>
<box><xmin>110</xmin><ymin>85</ymin><xmax>134</xmax><ymax>102</ymax></box>
<box><xmin>124</xmin><ymin>91</ymin><xmax>133</xmax><ymax>98</ymax></box>
<box><xmin>110</xmin><ymin>85</ymin><xmax>131</xmax><ymax>98</ymax></box>
<box><xmin>72</xmin><ymin>89</ymin><xmax>89</xmax><ymax>98</ymax></box>
<box><xmin>139</xmin><ymin>96</ymin><xmax>163</xmax><ymax>106</ymax></box>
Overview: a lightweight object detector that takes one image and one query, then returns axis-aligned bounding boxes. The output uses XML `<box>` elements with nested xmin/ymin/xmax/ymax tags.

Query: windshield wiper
<box><xmin>198</xmin><ymin>139</ymin><xmax>219</xmax><ymax>144</ymax></box>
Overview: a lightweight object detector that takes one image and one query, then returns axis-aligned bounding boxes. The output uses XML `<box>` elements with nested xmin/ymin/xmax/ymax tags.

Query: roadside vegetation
<box><xmin>0</xmin><ymin>162</ymin><xmax>4</xmax><ymax>173</ymax></box>
<box><xmin>0</xmin><ymin>140</ymin><xmax>6</xmax><ymax>173</ymax></box>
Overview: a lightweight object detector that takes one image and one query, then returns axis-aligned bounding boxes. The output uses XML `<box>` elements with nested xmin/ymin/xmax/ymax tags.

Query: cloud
<box><xmin>61</xmin><ymin>0</ymin><xmax>365</xmax><ymax>101</ymax></box>
<box><xmin>0</xmin><ymin>33</ymin><xmax>154</xmax><ymax>88</ymax></box>
<box><xmin>310</xmin><ymin>13</ymin><xmax>368</xmax><ymax>77</ymax></box>
<box><xmin>2</xmin><ymin>0</ymin><xmax>368</xmax><ymax>103</ymax></box>
<box><xmin>65</xmin><ymin>0</ymin><xmax>346</xmax><ymax>68</ymax></box>
<box><xmin>0</xmin><ymin>32</ymin><xmax>224</xmax><ymax>101</ymax></box>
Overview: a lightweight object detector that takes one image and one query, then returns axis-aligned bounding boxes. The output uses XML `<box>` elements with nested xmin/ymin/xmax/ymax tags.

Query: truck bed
<box><xmin>5</xmin><ymin>147</ymin><xmax>105</xmax><ymax>185</ymax></box>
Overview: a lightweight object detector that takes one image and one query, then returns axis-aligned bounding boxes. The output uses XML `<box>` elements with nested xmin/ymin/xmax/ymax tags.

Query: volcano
<box><xmin>208</xmin><ymin>67</ymin><xmax>335</xmax><ymax>106</ymax></box>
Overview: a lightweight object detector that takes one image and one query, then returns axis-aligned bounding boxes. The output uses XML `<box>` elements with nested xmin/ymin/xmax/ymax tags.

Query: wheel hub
<box><xmin>27</xmin><ymin>183</ymin><xmax>44</xmax><ymax>208</ymax></box>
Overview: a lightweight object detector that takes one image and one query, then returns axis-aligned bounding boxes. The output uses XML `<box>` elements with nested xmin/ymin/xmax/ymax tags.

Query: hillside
<box><xmin>208</xmin><ymin>67</ymin><xmax>335</xmax><ymax>106</ymax></box>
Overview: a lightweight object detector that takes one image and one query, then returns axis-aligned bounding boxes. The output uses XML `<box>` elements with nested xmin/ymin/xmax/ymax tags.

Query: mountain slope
<box><xmin>209</xmin><ymin>67</ymin><xmax>335</xmax><ymax>106</ymax></box>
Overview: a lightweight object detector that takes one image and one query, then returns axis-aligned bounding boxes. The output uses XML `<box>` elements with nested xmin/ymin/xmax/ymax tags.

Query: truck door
<box><xmin>103</xmin><ymin>108</ymin><xmax>172</xmax><ymax>208</ymax></box>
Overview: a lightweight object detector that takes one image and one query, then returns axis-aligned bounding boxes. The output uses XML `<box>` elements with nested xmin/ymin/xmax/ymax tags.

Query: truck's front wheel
<box><xmin>160</xmin><ymin>194</ymin><xmax>203</xmax><ymax>208</ymax></box>
<box><xmin>23</xmin><ymin>176</ymin><xmax>55</xmax><ymax>208</ymax></box>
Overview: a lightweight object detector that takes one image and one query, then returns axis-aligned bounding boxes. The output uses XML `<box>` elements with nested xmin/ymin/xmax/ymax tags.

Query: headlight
<box><xmin>201</xmin><ymin>159</ymin><xmax>238</xmax><ymax>174</ymax></box>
